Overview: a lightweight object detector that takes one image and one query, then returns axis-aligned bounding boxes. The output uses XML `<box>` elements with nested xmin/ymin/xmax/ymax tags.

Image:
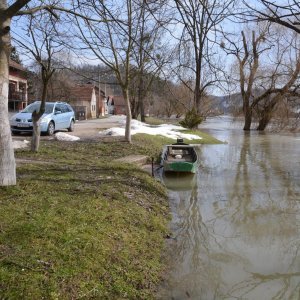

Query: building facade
<box><xmin>68</xmin><ymin>84</ymin><xmax>106</xmax><ymax>120</ymax></box>
<box><xmin>8</xmin><ymin>60</ymin><xmax>27</xmax><ymax>111</ymax></box>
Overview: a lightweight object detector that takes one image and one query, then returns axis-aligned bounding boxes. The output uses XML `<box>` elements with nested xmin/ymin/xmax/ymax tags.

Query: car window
<box><xmin>65</xmin><ymin>104</ymin><xmax>73</xmax><ymax>112</ymax></box>
<box><xmin>61</xmin><ymin>104</ymin><xmax>69</xmax><ymax>113</ymax></box>
<box><xmin>55</xmin><ymin>104</ymin><xmax>63</xmax><ymax>113</ymax></box>
<box><xmin>22</xmin><ymin>102</ymin><xmax>54</xmax><ymax>114</ymax></box>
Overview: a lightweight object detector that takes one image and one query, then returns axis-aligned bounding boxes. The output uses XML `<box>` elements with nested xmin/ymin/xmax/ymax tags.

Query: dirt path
<box><xmin>69</xmin><ymin>116</ymin><xmax>120</xmax><ymax>138</ymax></box>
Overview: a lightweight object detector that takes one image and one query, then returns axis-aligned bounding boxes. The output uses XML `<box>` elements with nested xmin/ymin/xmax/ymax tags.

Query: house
<box><xmin>106</xmin><ymin>96</ymin><xmax>114</xmax><ymax>114</ymax></box>
<box><xmin>108</xmin><ymin>95</ymin><xmax>126</xmax><ymax>115</ymax></box>
<box><xmin>68</xmin><ymin>84</ymin><xmax>107</xmax><ymax>120</ymax></box>
<box><xmin>8</xmin><ymin>60</ymin><xmax>28</xmax><ymax>111</ymax></box>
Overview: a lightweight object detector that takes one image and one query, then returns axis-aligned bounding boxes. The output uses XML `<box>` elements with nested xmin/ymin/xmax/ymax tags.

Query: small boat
<box><xmin>162</xmin><ymin>139</ymin><xmax>198</xmax><ymax>173</ymax></box>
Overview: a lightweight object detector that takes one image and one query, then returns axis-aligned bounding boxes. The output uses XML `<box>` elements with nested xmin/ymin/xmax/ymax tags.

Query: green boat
<box><xmin>162</xmin><ymin>139</ymin><xmax>198</xmax><ymax>173</ymax></box>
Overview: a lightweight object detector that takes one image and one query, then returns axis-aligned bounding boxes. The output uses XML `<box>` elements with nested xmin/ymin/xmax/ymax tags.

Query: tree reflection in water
<box><xmin>158</xmin><ymin>127</ymin><xmax>300</xmax><ymax>299</ymax></box>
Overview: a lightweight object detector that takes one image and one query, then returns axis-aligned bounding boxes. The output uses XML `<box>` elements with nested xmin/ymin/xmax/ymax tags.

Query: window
<box><xmin>55</xmin><ymin>104</ymin><xmax>64</xmax><ymax>113</ymax></box>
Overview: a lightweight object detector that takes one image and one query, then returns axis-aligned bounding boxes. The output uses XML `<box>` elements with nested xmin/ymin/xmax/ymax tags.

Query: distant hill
<box><xmin>209</xmin><ymin>93</ymin><xmax>243</xmax><ymax>114</ymax></box>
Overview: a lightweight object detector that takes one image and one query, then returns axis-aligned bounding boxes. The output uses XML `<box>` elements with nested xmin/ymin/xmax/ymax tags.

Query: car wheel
<box><xmin>47</xmin><ymin>122</ymin><xmax>55</xmax><ymax>136</ymax></box>
<box><xmin>68</xmin><ymin>120</ymin><xmax>75</xmax><ymax>132</ymax></box>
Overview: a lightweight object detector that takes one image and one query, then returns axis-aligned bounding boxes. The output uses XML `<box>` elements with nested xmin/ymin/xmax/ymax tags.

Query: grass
<box><xmin>143</xmin><ymin>117</ymin><xmax>178</xmax><ymax>126</ymax></box>
<box><xmin>0</xmin><ymin>131</ymin><xmax>221</xmax><ymax>299</ymax></box>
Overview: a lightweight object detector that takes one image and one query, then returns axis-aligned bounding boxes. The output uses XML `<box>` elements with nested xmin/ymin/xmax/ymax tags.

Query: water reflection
<box><xmin>158</xmin><ymin>117</ymin><xmax>300</xmax><ymax>300</ymax></box>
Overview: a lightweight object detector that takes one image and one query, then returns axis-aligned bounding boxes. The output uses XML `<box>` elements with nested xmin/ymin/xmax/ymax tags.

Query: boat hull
<box><xmin>163</xmin><ymin>161</ymin><xmax>197</xmax><ymax>173</ymax></box>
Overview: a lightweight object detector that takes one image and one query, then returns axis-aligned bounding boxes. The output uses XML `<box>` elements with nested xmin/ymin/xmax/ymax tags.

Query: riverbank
<box><xmin>0</xmin><ymin>131</ymin><xmax>221</xmax><ymax>299</ymax></box>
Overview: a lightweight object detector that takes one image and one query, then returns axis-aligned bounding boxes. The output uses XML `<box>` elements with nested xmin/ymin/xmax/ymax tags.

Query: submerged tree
<box><xmin>222</xmin><ymin>24</ymin><xmax>300</xmax><ymax>130</ymax></box>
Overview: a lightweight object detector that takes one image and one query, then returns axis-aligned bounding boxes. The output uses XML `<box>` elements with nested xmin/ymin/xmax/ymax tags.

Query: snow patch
<box><xmin>99</xmin><ymin>116</ymin><xmax>202</xmax><ymax>140</ymax></box>
<box><xmin>13</xmin><ymin>140</ymin><xmax>30</xmax><ymax>149</ymax></box>
<box><xmin>55</xmin><ymin>132</ymin><xmax>80</xmax><ymax>141</ymax></box>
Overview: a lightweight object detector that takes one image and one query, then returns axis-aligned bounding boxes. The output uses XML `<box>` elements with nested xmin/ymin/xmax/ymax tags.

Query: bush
<box><xmin>179</xmin><ymin>108</ymin><xmax>203</xmax><ymax>129</ymax></box>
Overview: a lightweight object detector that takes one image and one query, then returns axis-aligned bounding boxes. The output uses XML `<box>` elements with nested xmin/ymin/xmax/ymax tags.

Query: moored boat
<box><xmin>162</xmin><ymin>139</ymin><xmax>198</xmax><ymax>173</ymax></box>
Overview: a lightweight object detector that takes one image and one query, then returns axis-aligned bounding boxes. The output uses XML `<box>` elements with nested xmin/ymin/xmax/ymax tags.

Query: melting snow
<box><xmin>13</xmin><ymin>140</ymin><xmax>30</xmax><ymax>149</ymax></box>
<box><xmin>55</xmin><ymin>132</ymin><xmax>80</xmax><ymax>141</ymax></box>
<box><xmin>99</xmin><ymin>117</ymin><xmax>202</xmax><ymax>140</ymax></box>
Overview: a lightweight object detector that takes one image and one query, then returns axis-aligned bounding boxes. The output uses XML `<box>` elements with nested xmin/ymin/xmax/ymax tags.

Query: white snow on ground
<box><xmin>55</xmin><ymin>132</ymin><xmax>80</xmax><ymax>141</ymax></box>
<box><xmin>13</xmin><ymin>140</ymin><xmax>30</xmax><ymax>149</ymax></box>
<box><xmin>99</xmin><ymin>116</ymin><xmax>202</xmax><ymax>140</ymax></box>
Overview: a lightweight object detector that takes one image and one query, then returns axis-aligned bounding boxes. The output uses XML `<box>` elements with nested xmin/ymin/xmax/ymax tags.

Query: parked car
<box><xmin>10</xmin><ymin>101</ymin><xmax>75</xmax><ymax>135</ymax></box>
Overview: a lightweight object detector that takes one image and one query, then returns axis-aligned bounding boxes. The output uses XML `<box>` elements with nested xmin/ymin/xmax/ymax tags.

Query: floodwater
<box><xmin>158</xmin><ymin>116</ymin><xmax>300</xmax><ymax>300</ymax></box>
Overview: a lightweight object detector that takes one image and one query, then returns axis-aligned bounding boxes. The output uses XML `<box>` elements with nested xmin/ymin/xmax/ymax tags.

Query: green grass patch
<box><xmin>1</xmin><ymin>129</ymin><xmax>220</xmax><ymax>299</ymax></box>
<box><xmin>143</xmin><ymin>117</ymin><xmax>179</xmax><ymax>126</ymax></box>
<box><xmin>1</xmin><ymin>141</ymin><xmax>169</xmax><ymax>299</ymax></box>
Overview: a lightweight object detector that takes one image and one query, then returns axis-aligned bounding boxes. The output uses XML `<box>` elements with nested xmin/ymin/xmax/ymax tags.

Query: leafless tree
<box><xmin>0</xmin><ymin>0</ymin><xmax>101</xmax><ymax>186</ymax></box>
<box><xmin>130</xmin><ymin>0</ymin><xmax>171</xmax><ymax>122</ymax></box>
<box><xmin>71</xmin><ymin>0</ymin><xmax>149</xmax><ymax>143</ymax></box>
<box><xmin>173</xmin><ymin>0</ymin><xmax>235</xmax><ymax>115</ymax></box>
<box><xmin>222</xmin><ymin>24</ymin><xmax>300</xmax><ymax>130</ymax></box>
<box><xmin>243</xmin><ymin>0</ymin><xmax>300</xmax><ymax>34</ymax></box>
<box><xmin>0</xmin><ymin>0</ymin><xmax>60</xmax><ymax>185</ymax></box>
<box><xmin>13</xmin><ymin>11</ymin><xmax>67</xmax><ymax>151</ymax></box>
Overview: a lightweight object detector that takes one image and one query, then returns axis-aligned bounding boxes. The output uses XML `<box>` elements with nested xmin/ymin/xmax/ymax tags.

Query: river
<box><xmin>158</xmin><ymin>116</ymin><xmax>300</xmax><ymax>300</ymax></box>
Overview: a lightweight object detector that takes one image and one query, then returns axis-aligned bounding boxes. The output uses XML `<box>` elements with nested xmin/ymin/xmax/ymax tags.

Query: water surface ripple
<box><xmin>158</xmin><ymin>116</ymin><xmax>300</xmax><ymax>300</ymax></box>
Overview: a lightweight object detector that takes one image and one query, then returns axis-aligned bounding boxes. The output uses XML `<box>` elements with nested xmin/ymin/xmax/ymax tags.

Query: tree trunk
<box><xmin>256</xmin><ymin>104</ymin><xmax>275</xmax><ymax>131</ymax></box>
<box><xmin>243</xmin><ymin>108</ymin><xmax>252</xmax><ymax>131</ymax></box>
<box><xmin>0</xmin><ymin>12</ymin><xmax>16</xmax><ymax>185</ymax></box>
<box><xmin>194</xmin><ymin>71</ymin><xmax>201</xmax><ymax>114</ymax></box>
<box><xmin>30</xmin><ymin>71</ymin><xmax>48</xmax><ymax>152</ymax></box>
<box><xmin>131</xmin><ymin>97</ymin><xmax>138</xmax><ymax>119</ymax></box>
<box><xmin>123</xmin><ymin>88</ymin><xmax>132</xmax><ymax>143</ymax></box>
<box><xmin>31</xmin><ymin>113</ymin><xmax>41</xmax><ymax>152</ymax></box>
<box><xmin>139</xmin><ymin>95</ymin><xmax>145</xmax><ymax>122</ymax></box>
<box><xmin>138</xmin><ymin>76</ymin><xmax>145</xmax><ymax>122</ymax></box>
<box><xmin>257</xmin><ymin>114</ymin><xmax>271</xmax><ymax>131</ymax></box>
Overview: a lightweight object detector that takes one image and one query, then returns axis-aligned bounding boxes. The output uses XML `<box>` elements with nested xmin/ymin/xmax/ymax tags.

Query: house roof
<box><xmin>68</xmin><ymin>84</ymin><xmax>102</xmax><ymax>102</ymax></box>
<box><xmin>9</xmin><ymin>59</ymin><xmax>26</xmax><ymax>72</ymax></box>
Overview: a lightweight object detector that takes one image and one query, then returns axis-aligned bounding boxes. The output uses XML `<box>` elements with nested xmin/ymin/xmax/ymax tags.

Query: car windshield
<box><xmin>22</xmin><ymin>103</ymin><xmax>54</xmax><ymax>114</ymax></box>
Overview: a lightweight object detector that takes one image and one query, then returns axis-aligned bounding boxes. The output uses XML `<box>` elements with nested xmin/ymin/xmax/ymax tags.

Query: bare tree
<box><xmin>173</xmin><ymin>0</ymin><xmax>235</xmax><ymax>115</ymax></box>
<box><xmin>130</xmin><ymin>0</ymin><xmax>170</xmax><ymax>122</ymax></box>
<box><xmin>13</xmin><ymin>11</ymin><xmax>66</xmax><ymax>151</ymax></box>
<box><xmin>72</xmin><ymin>0</ymin><xmax>148</xmax><ymax>143</ymax></box>
<box><xmin>243</xmin><ymin>0</ymin><xmax>300</xmax><ymax>34</ymax></box>
<box><xmin>222</xmin><ymin>24</ymin><xmax>300</xmax><ymax>130</ymax></box>
<box><xmin>0</xmin><ymin>0</ymin><xmax>100</xmax><ymax>185</ymax></box>
<box><xmin>0</xmin><ymin>0</ymin><xmax>35</xmax><ymax>186</ymax></box>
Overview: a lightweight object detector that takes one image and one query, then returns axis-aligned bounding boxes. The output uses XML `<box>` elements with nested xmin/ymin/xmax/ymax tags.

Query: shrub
<box><xmin>179</xmin><ymin>108</ymin><xmax>203</xmax><ymax>129</ymax></box>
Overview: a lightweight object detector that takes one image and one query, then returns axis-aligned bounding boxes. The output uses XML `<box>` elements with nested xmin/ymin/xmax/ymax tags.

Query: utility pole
<box><xmin>98</xmin><ymin>67</ymin><xmax>104</xmax><ymax>117</ymax></box>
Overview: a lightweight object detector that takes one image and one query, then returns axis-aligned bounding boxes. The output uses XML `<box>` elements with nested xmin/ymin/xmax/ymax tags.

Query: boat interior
<box><xmin>166</xmin><ymin>146</ymin><xmax>196</xmax><ymax>162</ymax></box>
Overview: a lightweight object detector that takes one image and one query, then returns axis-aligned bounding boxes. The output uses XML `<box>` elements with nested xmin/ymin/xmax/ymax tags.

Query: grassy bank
<box><xmin>0</xmin><ymin>132</ymin><xmax>221</xmax><ymax>299</ymax></box>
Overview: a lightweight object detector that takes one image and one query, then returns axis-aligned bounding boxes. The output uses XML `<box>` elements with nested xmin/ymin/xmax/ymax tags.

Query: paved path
<box><xmin>12</xmin><ymin>115</ymin><xmax>122</xmax><ymax>141</ymax></box>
